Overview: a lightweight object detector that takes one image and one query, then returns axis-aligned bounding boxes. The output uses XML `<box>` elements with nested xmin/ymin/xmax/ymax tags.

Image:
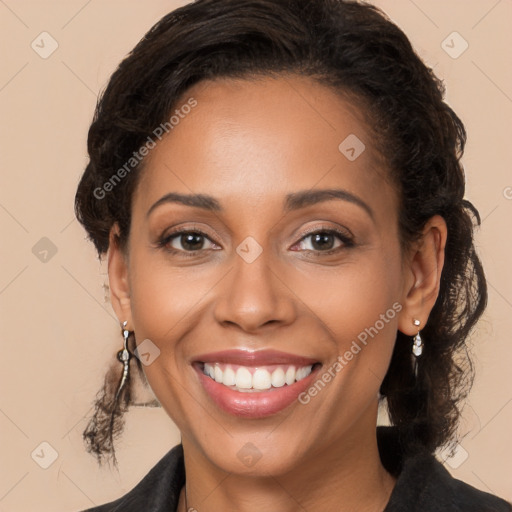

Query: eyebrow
<box><xmin>146</xmin><ymin>193</ymin><xmax>222</xmax><ymax>218</ymax></box>
<box><xmin>284</xmin><ymin>188</ymin><xmax>374</xmax><ymax>220</ymax></box>
<box><xmin>146</xmin><ymin>188</ymin><xmax>374</xmax><ymax>221</ymax></box>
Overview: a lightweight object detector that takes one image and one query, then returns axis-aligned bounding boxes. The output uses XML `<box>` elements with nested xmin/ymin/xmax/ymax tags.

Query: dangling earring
<box><xmin>115</xmin><ymin>321</ymin><xmax>131</xmax><ymax>400</ymax></box>
<box><xmin>82</xmin><ymin>320</ymin><xmax>134</xmax><ymax>467</ymax></box>
<box><xmin>411</xmin><ymin>318</ymin><xmax>423</xmax><ymax>378</ymax></box>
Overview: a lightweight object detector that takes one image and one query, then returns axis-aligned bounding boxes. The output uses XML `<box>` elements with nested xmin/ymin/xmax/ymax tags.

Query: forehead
<box><xmin>134</xmin><ymin>75</ymin><xmax>396</xmax><ymax>221</ymax></box>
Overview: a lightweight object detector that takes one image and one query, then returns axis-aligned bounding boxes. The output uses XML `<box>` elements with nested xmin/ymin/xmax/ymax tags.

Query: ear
<box><xmin>107</xmin><ymin>223</ymin><xmax>133</xmax><ymax>330</ymax></box>
<box><xmin>397</xmin><ymin>215</ymin><xmax>447</xmax><ymax>336</ymax></box>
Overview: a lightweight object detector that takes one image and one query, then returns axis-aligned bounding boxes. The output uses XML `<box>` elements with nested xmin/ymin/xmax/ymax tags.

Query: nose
<box><xmin>213</xmin><ymin>247</ymin><xmax>297</xmax><ymax>333</ymax></box>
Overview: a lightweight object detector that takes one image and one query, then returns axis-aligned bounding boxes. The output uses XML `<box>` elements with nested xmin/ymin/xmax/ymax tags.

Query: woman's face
<box><xmin>110</xmin><ymin>75</ymin><xmax>424</xmax><ymax>476</ymax></box>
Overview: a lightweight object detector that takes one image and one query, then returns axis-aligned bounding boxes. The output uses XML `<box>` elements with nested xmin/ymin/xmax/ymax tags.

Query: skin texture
<box><xmin>108</xmin><ymin>75</ymin><xmax>447</xmax><ymax>512</ymax></box>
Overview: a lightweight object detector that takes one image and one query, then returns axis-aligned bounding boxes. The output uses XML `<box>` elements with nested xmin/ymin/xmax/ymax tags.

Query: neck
<box><xmin>178</xmin><ymin>416</ymin><xmax>396</xmax><ymax>512</ymax></box>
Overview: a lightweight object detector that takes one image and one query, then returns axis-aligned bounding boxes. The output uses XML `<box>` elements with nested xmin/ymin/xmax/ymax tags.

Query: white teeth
<box><xmin>285</xmin><ymin>366</ymin><xmax>296</xmax><ymax>385</ymax></box>
<box><xmin>222</xmin><ymin>366</ymin><xmax>236</xmax><ymax>386</ymax></box>
<box><xmin>253</xmin><ymin>369</ymin><xmax>272</xmax><ymax>390</ymax></box>
<box><xmin>296</xmin><ymin>365</ymin><xmax>313</xmax><ymax>381</ymax></box>
<box><xmin>235</xmin><ymin>367</ymin><xmax>253</xmax><ymax>389</ymax></box>
<box><xmin>297</xmin><ymin>366</ymin><xmax>309</xmax><ymax>381</ymax></box>
<box><xmin>203</xmin><ymin>363</ymin><xmax>314</xmax><ymax>391</ymax></box>
<box><xmin>271</xmin><ymin>367</ymin><xmax>286</xmax><ymax>388</ymax></box>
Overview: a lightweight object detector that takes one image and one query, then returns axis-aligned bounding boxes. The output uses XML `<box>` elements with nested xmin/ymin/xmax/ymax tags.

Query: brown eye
<box><xmin>309</xmin><ymin>232</ymin><xmax>337</xmax><ymax>251</ymax></box>
<box><xmin>294</xmin><ymin>229</ymin><xmax>353</xmax><ymax>253</ymax></box>
<box><xmin>160</xmin><ymin>230</ymin><xmax>219</xmax><ymax>253</ymax></box>
<box><xmin>176</xmin><ymin>232</ymin><xmax>207</xmax><ymax>251</ymax></box>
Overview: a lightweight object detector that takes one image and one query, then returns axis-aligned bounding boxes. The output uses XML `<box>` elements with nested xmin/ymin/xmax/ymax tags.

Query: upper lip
<box><xmin>194</xmin><ymin>349</ymin><xmax>319</xmax><ymax>366</ymax></box>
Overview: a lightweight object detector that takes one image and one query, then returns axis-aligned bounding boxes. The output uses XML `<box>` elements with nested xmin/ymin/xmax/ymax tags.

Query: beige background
<box><xmin>0</xmin><ymin>0</ymin><xmax>511</xmax><ymax>510</ymax></box>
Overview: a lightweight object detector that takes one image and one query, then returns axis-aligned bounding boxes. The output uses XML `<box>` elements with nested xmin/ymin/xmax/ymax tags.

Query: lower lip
<box><xmin>194</xmin><ymin>364</ymin><xmax>320</xmax><ymax>418</ymax></box>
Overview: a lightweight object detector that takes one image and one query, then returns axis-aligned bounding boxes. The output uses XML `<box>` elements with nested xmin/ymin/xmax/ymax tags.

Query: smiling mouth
<box><xmin>200</xmin><ymin>362</ymin><xmax>320</xmax><ymax>392</ymax></box>
<box><xmin>192</xmin><ymin>349</ymin><xmax>322</xmax><ymax>417</ymax></box>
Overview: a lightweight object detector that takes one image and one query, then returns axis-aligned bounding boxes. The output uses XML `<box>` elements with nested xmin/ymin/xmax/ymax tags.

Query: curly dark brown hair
<box><xmin>75</xmin><ymin>0</ymin><xmax>487</xmax><ymax>466</ymax></box>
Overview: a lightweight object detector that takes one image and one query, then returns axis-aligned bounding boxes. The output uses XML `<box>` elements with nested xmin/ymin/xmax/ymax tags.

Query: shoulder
<box><xmin>76</xmin><ymin>444</ymin><xmax>185</xmax><ymax>512</ymax></box>
<box><xmin>386</xmin><ymin>448</ymin><xmax>511</xmax><ymax>511</ymax></box>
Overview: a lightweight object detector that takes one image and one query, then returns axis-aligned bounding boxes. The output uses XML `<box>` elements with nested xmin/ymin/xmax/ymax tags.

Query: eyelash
<box><xmin>293</xmin><ymin>226</ymin><xmax>355</xmax><ymax>256</ymax></box>
<box><xmin>157</xmin><ymin>228</ymin><xmax>217</xmax><ymax>258</ymax></box>
<box><xmin>157</xmin><ymin>226</ymin><xmax>354</xmax><ymax>258</ymax></box>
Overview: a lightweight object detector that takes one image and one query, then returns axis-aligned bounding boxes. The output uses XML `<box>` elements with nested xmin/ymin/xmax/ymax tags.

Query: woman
<box><xmin>74</xmin><ymin>0</ymin><xmax>511</xmax><ymax>510</ymax></box>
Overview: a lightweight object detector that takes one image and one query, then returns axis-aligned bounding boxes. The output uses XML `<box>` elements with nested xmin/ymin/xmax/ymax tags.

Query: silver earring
<box><xmin>115</xmin><ymin>321</ymin><xmax>131</xmax><ymax>400</ymax></box>
<box><xmin>411</xmin><ymin>319</ymin><xmax>423</xmax><ymax>377</ymax></box>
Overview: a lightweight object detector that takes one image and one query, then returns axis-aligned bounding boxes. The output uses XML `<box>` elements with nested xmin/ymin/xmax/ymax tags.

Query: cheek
<box><xmin>128</xmin><ymin>254</ymin><xmax>215</xmax><ymax>343</ymax></box>
<box><xmin>344</xmin><ymin>264</ymin><xmax>403</xmax><ymax>394</ymax></box>
<box><xmin>296</xmin><ymin>249</ymin><xmax>402</xmax><ymax>389</ymax></box>
<box><xmin>290</xmin><ymin>249</ymin><xmax>401</xmax><ymax>335</ymax></box>
<box><xmin>126</xmin><ymin>258</ymin><xmax>203</xmax><ymax>426</ymax></box>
